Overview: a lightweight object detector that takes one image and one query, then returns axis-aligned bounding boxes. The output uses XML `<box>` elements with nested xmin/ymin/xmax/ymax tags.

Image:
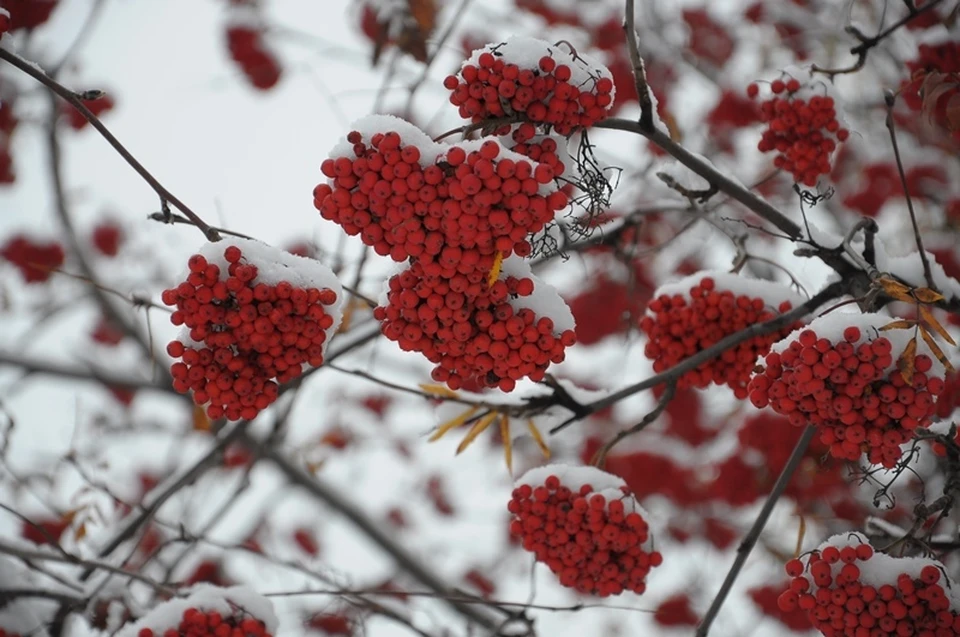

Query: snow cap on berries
<box><xmin>118</xmin><ymin>584</ymin><xmax>278</xmax><ymax>637</ymax></box>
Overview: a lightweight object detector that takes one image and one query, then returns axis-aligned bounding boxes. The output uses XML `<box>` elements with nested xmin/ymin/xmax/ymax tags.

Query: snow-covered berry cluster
<box><xmin>780</xmin><ymin>533</ymin><xmax>960</xmax><ymax>636</ymax></box>
<box><xmin>748</xmin><ymin>314</ymin><xmax>944</xmax><ymax>468</ymax></box>
<box><xmin>508</xmin><ymin>465</ymin><xmax>662</xmax><ymax>597</ymax></box>
<box><xmin>747</xmin><ymin>75</ymin><xmax>849</xmax><ymax>187</ymax></box>
<box><xmin>225</xmin><ymin>25</ymin><xmax>282</xmax><ymax>91</ymax></box>
<box><xmin>444</xmin><ymin>37</ymin><xmax>615</xmax><ymax>136</ymax></box>
<box><xmin>639</xmin><ymin>273</ymin><xmax>803</xmax><ymax>398</ymax></box>
<box><xmin>0</xmin><ymin>234</ymin><xmax>65</xmax><ymax>283</ymax></box>
<box><xmin>162</xmin><ymin>239</ymin><xmax>342</xmax><ymax>420</ymax></box>
<box><xmin>137</xmin><ymin>608</ymin><xmax>271</xmax><ymax>637</ymax></box>
<box><xmin>313</xmin><ymin>118</ymin><xmax>567</xmax><ymax>267</ymax></box>
<box><xmin>315</xmin><ymin>116</ymin><xmax>577</xmax><ymax>392</ymax></box>
<box><xmin>374</xmin><ymin>258</ymin><xmax>575</xmax><ymax>391</ymax></box>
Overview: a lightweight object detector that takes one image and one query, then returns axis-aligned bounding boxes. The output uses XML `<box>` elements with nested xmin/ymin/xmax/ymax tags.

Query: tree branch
<box><xmin>696</xmin><ymin>424</ymin><xmax>817</xmax><ymax>636</ymax></box>
<box><xmin>551</xmin><ymin>281</ymin><xmax>845</xmax><ymax>432</ymax></box>
<box><xmin>253</xmin><ymin>439</ymin><xmax>509</xmax><ymax>634</ymax></box>
<box><xmin>0</xmin><ymin>47</ymin><xmax>222</xmax><ymax>242</ymax></box>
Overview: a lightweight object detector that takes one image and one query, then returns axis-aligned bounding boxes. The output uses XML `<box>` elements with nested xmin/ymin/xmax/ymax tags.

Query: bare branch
<box><xmin>696</xmin><ymin>425</ymin><xmax>818</xmax><ymax>636</ymax></box>
<box><xmin>0</xmin><ymin>47</ymin><xmax>222</xmax><ymax>242</ymax></box>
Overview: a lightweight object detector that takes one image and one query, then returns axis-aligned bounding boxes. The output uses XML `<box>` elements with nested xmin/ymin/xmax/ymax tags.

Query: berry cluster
<box><xmin>508</xmin><ymin>466</ymin><xmax>662</xmax><ymax>597</ymax></box>
<box><xmin>639</xmin><ymin>274</ymin><xmax>801</xmax><ymax>398</ymax></box>
<box><xmin>0</xmin><ymin>234</ymin><xmax>65</xmax><ymax>283</ymax></box>
<box><xmin>0</xmin><ymin>10</ymin><xmax>8</xmax><ymax>35</ymax></box>
<box><xmin>162</xmin><ymin>239</ymin><xmax>341</xmax><ymax>420</ymax></box>
<box><xmin>780</xmin><ymin>535</ymin><xmax>960</xmax><ymax>636</ymax></box>
<box><xmin>137</xmin><ymin>608</ymin><xmax>272</xmax><ymax>637</ymax></box>
<box><xmin>0</xmin><ymin>630</ymin><xmax>22</xmax><ymax>637</ymax></box>
<box><xmin>444</xmin><ymin>38</ymin><xmax>615</xmax><ymax>136</ymax></box>
<box><xmin>374</xmin><ymin>259</ymin><xmax>575</xmax><ymax>391</ymax></box>
<box><xmin>748</xmin><ymin>318</ymin><xmax>943</xmax><ymax>468</ymax></box>
<box><xmin>747</xmin><ymin>77</ymin><xmax>849</xmax><ymax>186</ymax></box>
<box><xmin>315</xmin><ymin>117</ymin><xmax>577</xmax><ymax>391</ymax></box>
<box><xmin>314</xmin><ymin>120</ymin><xmax>567</xmax><ymax>267</ymax></box>
<box><xmin>226</xmin><ymin>25</ymin><xmax>282</xmax><ymax>91</ymax></box>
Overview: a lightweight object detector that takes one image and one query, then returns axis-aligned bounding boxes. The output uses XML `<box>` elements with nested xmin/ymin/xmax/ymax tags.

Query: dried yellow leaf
<box><xmin>488</xmin><ymin>251</ymin><xmax>504</xmax><ymax>288</ymax></box>
<box><xmin>429</xmin><ymin>406</ymin><xmax>480</xmax><ymax>442</ymax></box>
<box><xmin>527</xmin><ymin>419</ymin><xmax>551</xmax><ymax>459</ymax></box>
<box><xmin>501</xmin><ymin>415</ymin><xmax>513</xmax><ymax>475</ymax></box>
<box><xmin>456</xmin><ymin>411</ymin><xmax>499</xmax><ymax>455</ymax></box>
<box><xmin>418</xmin><ymin>383</ymin><xmax>461</xmax><ymax>399</ymax></box>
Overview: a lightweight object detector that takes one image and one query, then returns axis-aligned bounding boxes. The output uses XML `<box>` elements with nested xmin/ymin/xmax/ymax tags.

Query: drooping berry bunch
<box><xmin>0</xmin><ymin>234</ymin><xmax>65</xmax><ymax>283</ymax></box>
<box><xmin>162</xmin><ymin>238</ymin><xmax>342</xmax><ymax>420</ymax></box>
<box><xmin>0</xmin><ymin>8</ymin><xmax>9</xmax><ymax>35</ymax></box>
<box><xmin>374</xmin><ymin>257</ymin><xmax>576</xmax><ymax>392</ymax></box>
<box><xmin>225</xmin><ymin>25</ymin><xmax>282</xmax><ymax>91</ymax></box>
<box><xmin>444</xmin><ymin>37</ymin><xmax>615</xmax><ymax>136</ymax></box>
<box><xmin>748</xmin><ymin>314</ymin><xmax>944</xmax><ymax>468</ymax></box>
<box><xmin>779</xmin><ymin>533</ymin><xmax>960</xmax><ymax>636</ymax></box>
<box><xmin>639</xmin><ymin>273</ymin><xmax>803</xmax><ymax>399</ymax></box>
<box><xmin>747</xmin><ymin>75</ymin><xmax>849</xmax><ymax>186</ymax></box>
<box><xmin>313</xmin><ymin>116</ymin><xmax>568</xmax><ymax>268</ymax></box>
<box><xmin>508</xmin><ymin>465</ymin><xmax>662</xmax><ymax>597</ymax></box>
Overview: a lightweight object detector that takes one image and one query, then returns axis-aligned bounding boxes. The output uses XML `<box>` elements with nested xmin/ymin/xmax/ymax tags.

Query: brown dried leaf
<box><xmin>74</xmin><ymin>521</ymin><xmax>87</xmax><ymax>541</ymax></box>
<box><xmin>407</xmin><ymin>0</ymin><xmax>437</xmax><ymax>33</ymax></box>
<box><xmin>880</xmin><ymin>319</ymin><xmax>916</xmax><ymax>331</ymax></box>
<box><xmin>912</xmin><ymin>287</ymin><xmax>945</xmax><ymax>304</ymax></box>
<box><xmin>919</xmin><ymin>305</ymin><xmax>957</xmax><ymax>346</ymax></box>
<box><xmin>878</xmin><ymin>277</ymin><xmax>915</xmax><ymax>303</ymax></box>
<box><xmin>898</xmin><ymin>338</ymin><xmax>918</xmax><ymax>384</ymax></box>
<box><xmin>920</xmin><ymin>328</ymin><xmax>956</xmax><ymax>375</ymax></box>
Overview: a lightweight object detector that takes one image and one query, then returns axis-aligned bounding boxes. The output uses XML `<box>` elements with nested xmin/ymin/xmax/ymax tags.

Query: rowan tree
<box><xmin>0</xmin><ymin>0</ymin><xmax>959</xmax><ymax>636</ymax></box>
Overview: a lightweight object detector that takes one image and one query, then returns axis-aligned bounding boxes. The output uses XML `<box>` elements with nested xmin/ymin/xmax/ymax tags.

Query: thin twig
<box><xmin>623</xmin><ymin>0</ymin><xmax>655</xmax><ymax>131</ymax></box>
<box><xmin>592</xmin><ymin>381</ymin><xmax>676</xmax><ymax>466</ymax></box>
<box><xmin>0</xmin><ymin>47</ymin><xmax>222</xmax><ymax>242</ymax></box>
<box><xmin>812</xmin><ymin>0</ymin><xmax>947</xmax><ymax>77</ymax></box>
<box><xmin>551</xmin><ymin>281</ymin><xmax>845</xmax><ymax>432</ymax></box>
<box><xmin>253</xmin><ymin>438</ymin><xmax>506</xmax><ymax>633</ymax></box>
<box><xmin>696</xmin><ymin>425</ymin><xmax>818</xmax><ymax>636</ymax></box>
<box><xmin>884</xmin><ymin>90</ymin><xmax>935</xmax><ymax>290</ymax></box>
